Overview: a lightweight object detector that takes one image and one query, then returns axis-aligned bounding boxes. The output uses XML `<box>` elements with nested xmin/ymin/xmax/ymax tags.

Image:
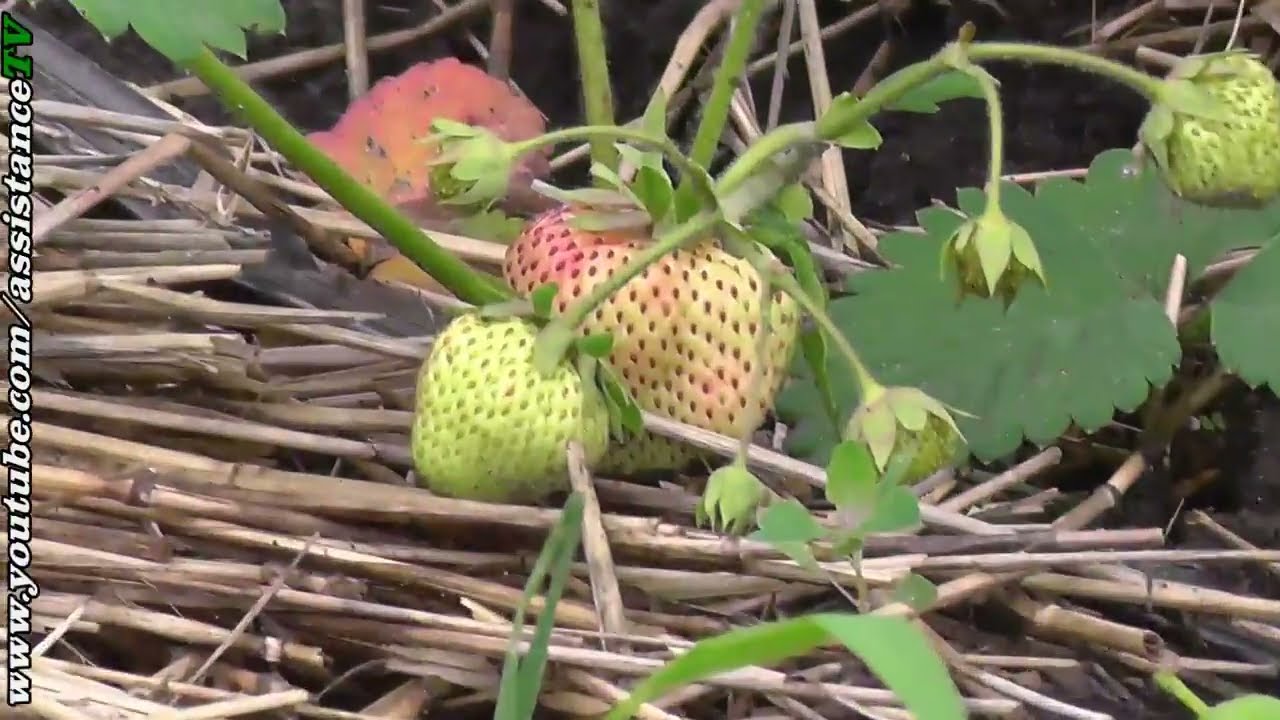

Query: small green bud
<box><xmin>942</xmin><ymin>209</ymin><xmax>1045</xmax><ymax>308</ymax></box>
<box><xmin>697</xmin><ymin>464</ymin><xmax>768</xmax><ymax>535</ymax></box>
<box><xmin>422</xmin><ymin>118</ymin><xmax>519</xmax><ymax>209</ymax></box>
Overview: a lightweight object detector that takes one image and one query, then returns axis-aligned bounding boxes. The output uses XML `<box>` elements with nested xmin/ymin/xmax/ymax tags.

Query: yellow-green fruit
<box><xmin>411</xmin><ymin>314</ymin><xmax>610</xmax><ymax>503</ymax></box>
<box><xmin>1163</xmin><ymin>53</ymin><xmax>1280</xmax><ymax>207</ymax></box>
<box><xmin>895</xmin><ymin>414</ymin><xmax>964</xmax><ymax>485</ymax></box>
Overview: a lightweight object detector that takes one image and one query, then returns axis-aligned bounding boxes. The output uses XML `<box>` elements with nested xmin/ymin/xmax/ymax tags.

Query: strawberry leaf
<box><xmin>778</xmin><ymin>149</ymin><xmax>1280</xmax><ymax>464</ymax></box>
<box><xmin>750</xmin><ymin>499</ymin><xmax>824</xmax><ymax>571</ymax></box>
<box><xmin>69</xmin><ymin>0</ymin><xmax>285</xmax><ymax>62</ymax></box>
<box><xmin>1210</xmin><ymin>236</ymin><xmax>1280</xmax><ymax>390</ymax></box>
<box><xmin>824</xmin><ymin>440</ymin><xmax>878</xmax><ymax>512</ymax></box>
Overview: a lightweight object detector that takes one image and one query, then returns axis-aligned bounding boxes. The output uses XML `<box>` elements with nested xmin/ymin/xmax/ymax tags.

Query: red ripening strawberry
<box><xmin>503</xmin><ymin>205</ymin><xmax>801</xmax><ymax>475</ymax></box>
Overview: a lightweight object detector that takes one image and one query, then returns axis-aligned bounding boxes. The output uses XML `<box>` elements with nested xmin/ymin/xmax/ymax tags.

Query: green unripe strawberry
<box><xmin>411</xmin><ymin>314</ymin><xmax>610</xmax><ymax>503</ymax></box>
<box><xmin>1142</xmin><ymin>51</ymin><xmax>1280</xmax><ymax>208</ymax></box>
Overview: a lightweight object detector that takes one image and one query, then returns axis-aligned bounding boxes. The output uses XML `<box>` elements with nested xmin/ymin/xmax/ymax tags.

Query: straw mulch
<box><xmin>12</xmin><ymin>8</ymin><xmax>1280</xmax><ymax>720</ymax></box>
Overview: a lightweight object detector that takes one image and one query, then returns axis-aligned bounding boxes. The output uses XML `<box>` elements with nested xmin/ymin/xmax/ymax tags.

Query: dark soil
<box><xmin>25</xmin><ymin>0</ymin><xmax>1278</xmax><ymax>717</ymax></box>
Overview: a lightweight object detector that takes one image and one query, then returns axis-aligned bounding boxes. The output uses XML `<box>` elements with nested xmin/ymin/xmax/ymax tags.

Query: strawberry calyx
<box><xmin>422</xmin><ymin>118</ymin><xmax>522</xmax><ymax>209</ymax></box>
<box><xmin>843</xmin><ymin>386</ymin><xmax>969</xmax><ymax>485</ymax></box>
<box><xmin>941</xmin><ymin>205</ymin><xmax>1045</xmax><ymax>307</ymax></box>
<box><xmin>697</xmin><ymin>462</ymin><xmax>769</xmax><ymax>535</ymax></box>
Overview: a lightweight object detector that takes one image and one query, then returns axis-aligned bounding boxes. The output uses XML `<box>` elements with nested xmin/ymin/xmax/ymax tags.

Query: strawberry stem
<box><xmin>965</xmin><ymin>42</ymin><xmax>1168</xmax><ymax>100</ymax></box>
<box><xmin>1152</xmin><ymin>671</ymin><xmax>1209</xmax><ymax>716</ymax></box>
<box><xmin>969</xmin><ymin>66</ymin><xmax>1006</xmax><ymax>208</ymax></box>
<box><xmin>570</xmin><ymin>0</ymin><xmax>619</xmax><ymax>178</ymax></box>
<box><xmin>183</xmin><ymin>48</ymin><xmax>511</xmax><ymax>306</ymax></box>
<box><xmin>716</xmin><ymin>40</ymin><xmax>1169</xmax><ymax>203</ymax></box>
<box><xmin>510</xmin><ymin>126</ymin><xmax>716</xmax><ymax>204</ymax></box>
<box><xmin>768</xmin><ymin>269</ymin><xmax>879</xmax><ymax>401</ymax></box>
<box><xmin>532</xmin><ymin>211</ymin><xmax>721</xmax><ymax>375</ymax></box>
<box><xmin>736</xmin><ymin>274</ymin><xmax>774</xmax><ymax>465</ymax></box>
<box><xmin>673</xmin><ymin>0</ymin><xmax>768</xmax><ymax>219</ymax></box>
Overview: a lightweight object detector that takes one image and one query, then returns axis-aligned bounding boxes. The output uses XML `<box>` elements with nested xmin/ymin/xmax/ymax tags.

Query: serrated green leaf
<box><xmin>862</xmin><ymin>483</ymin><xmax>921</xmax><ymax>534</ymax></box>
<box><xmin>753</xmin><ymin>499</ymin><xmax>825</xmax><ymax>544</ymax></box>
<box><xmin>885</xmin><ymin>70</ymin><xmax>985</xmax><ymax>113</ymax></box>
<box><xmin>751</xmin><ymin>499</ymin><xmax>824</xmax><ymax>570</ymax></box>
<box><xmin>70</xmin><ymin>0</ymin><xmax>286</xmax><ymax>63</ymax></box>
<box><xmin>1211</xmin><ymin>236</ymin><xmax>1280</xmax><ymax>390</ymax></box>
<box><xmin>778</xmin><ymin>148</ymin><xmax>1280</xmax><ymax>464</ymax></box>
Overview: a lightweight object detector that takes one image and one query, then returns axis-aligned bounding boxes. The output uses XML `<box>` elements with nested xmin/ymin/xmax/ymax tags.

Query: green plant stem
<box><xmin>717</xmin><ymin>41</ymin><xmax>1169</xmax><ymax>200</ymax></box>
<box><xmin>570</xmin><ymin>0</ymin><xmax>618</xmax><ymax>177</ymax></box>
<box><xmin>512</xmin><ymin>126</ymin><xmax>716</xmax><ymax>206</ymax></box>
<box><xmin>716</xmin><ymin>123</ymin><xmax>818</xmax><ymax>201</ymax></box>
<box><xmin>965</xmin><ymin>42</ymin><xmax>1167</xmax><ymax>98</ymax></box>
<box><xmin>1153</xmin><ymin>671</ymin><xmax>1209</xmax><ymax>716</ymax></box>
<box><xmin>737</xmin><ymin>274</ymin><xmax>774</xmax><ymax>464</ymax></box>
<box><xmin>971</xmin><ymin>68</ymin><xmax>1005</xmax><ymax>208</ymax></box>
<box><xmin>184</xmin><ymin>49</ymin><xmax>509</xmax><ymax>306</ymax></box>
<box><xmin>674</xmin><ymin>0</ymin><xmax>768</xmax><ymax>215</ymax></box>
<box><xmin>769</xmin><ymin>269</ymin><xmax>878</xmax><ymax>399</ymax></box>
<box><xmin>532</xmin><ymin>211</ymin><xmax>721</xmax><ymax>374</ymax></box>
